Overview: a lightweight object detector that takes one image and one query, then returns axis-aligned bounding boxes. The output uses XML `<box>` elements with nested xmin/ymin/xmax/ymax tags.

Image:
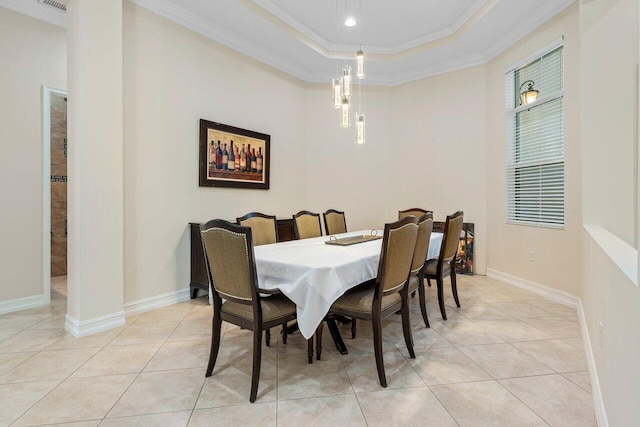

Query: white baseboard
<box><xmin>577</xmin><ymin>301</ymin><xmax>609</xmax><ymax>427</ymax></box>
<box><xmin>0</xmin><ymin>294</ymin><xmax>49</xmax><ymax>315</ymax></box>
<box><xmin>486</xmin><ymin>268</ymin><xmax>579</xmax><ymax>308</ymax></box>
<box><xmin>123</xmin><ymin>287</ymin><xmax>191</xmax><ymax>317</ymax></box>
<box><xmin>65</xmin><ymin>311</ymin><xmax>126</xmax><ymax>337</ymax></box>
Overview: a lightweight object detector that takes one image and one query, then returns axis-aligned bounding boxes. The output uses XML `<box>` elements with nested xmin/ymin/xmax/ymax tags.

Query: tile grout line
<box><xmin>99</xmin><ymin>307</ymin><xmax>192</xmax><ymax>423</ymax></box>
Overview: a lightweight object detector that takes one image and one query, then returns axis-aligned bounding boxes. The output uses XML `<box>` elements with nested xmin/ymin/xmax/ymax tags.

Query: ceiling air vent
<box><xmin>38</xmin><ymin>0</ymin><xmax>66</xmax><ymax>12</ymax></box>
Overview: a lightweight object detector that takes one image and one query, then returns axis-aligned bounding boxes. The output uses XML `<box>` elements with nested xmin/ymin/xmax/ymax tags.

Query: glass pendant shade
<box><xmin>341</xmin><ymin>66</ymin><xmax>352</xmax><ymax>97</ymax></box>
<box><xmin>332</xmin><ymin>78</ymin><xmax>342</xmax><ymax>108</ymax></box>
<box><xmin>355</xmin><ymin>112</ymin><xmax>365</xmax><ymax>144</ymax></box>
<box><xmin>341</xmin><ymin>96</ymin><xmax>350</xmax><ymax>127</ymax></box>
<box><xmin>356</xmin><ymin>50</ymin><xmax>365</xmax><ymax>79</ymax></box>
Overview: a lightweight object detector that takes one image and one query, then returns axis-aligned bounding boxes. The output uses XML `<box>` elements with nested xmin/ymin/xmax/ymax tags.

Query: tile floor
<box><xmin>0</xmin><ymin>275</ymin><xmax>597</xmax><ymax>426</ymax></box>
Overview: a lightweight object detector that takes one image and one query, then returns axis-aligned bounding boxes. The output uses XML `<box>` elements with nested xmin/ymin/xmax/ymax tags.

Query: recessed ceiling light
<box><xmin>344</xmin><ymin>17</ymin><xmax>357</xmax><ymax>27</ymax></box>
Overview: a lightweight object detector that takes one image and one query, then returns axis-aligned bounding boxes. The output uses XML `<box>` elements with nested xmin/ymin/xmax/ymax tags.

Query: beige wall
<box><xmin>580</xmin><ymin>0</ymin><xmax>640</xmax><ymax>425</ymax></box>
<box><xmin>122</xmin><ymin>3</ymin><xmax>309</xmax><ymax>303</ymax></box>
<box><xmin>304</xmin><ymin>85</ymin><xmax>393</xmax><ymax>228</ymax></box>
<box><xmin>485</xmin><ymin>4</ymin><xmax>582</xmax><ymax>296</ymax></box>
<box><xmin>581</xmin><ymin>0</ymin><xmax>637</xmax><ymax>247</ymax></box>
<box><xmin>304</xmin><ymin>67</ymin><xmax>487</xmax><ymax>273</ymax></box>
<box><xmin>0</xmin><ymin>8</ymin><xmax>66</xmax><ymax>302</ymax></box>
<box><xmin>391</xmin><ymin>67</ymin><xmax>487</xmax><ymax>273</ymax></box>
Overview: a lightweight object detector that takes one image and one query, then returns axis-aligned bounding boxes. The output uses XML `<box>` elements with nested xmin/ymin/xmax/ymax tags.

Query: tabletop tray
<box><xmin>325</xmin><ymin>235</ymin><xmax>382</xmax><ymax>246</ymax></box>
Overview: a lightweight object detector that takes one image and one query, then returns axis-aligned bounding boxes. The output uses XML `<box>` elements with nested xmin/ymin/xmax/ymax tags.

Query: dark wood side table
<box><xmin>189</xmin><ymin>218</ymin><xmax>296</xmax><ymax>299</ymax></box>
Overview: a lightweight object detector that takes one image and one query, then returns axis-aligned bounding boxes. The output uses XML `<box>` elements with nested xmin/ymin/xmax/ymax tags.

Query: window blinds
<box><xmin>505</xmin><ymin>46</ymin><xmax>564</xmax><ymax>227</ymax></box>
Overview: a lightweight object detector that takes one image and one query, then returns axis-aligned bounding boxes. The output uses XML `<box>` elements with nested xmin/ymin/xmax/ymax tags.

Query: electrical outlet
<box><xmin>528</xmin><ymin>251</ymin><xmax>535</xmax><ymax>262</ymax></box>
<box><xmin>599</xmin><ymin>321</ymin><xmax>604</xmax><ymax>348</ymax></box>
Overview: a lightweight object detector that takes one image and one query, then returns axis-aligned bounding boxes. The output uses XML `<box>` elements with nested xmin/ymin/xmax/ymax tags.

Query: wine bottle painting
<box><xmin>199</xmin><ymin>119</ymin><xmax>270</xmax><ymax>190</ymax></box>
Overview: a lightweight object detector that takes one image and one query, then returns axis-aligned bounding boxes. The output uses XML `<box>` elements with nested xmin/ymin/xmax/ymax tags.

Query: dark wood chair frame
<box><xmin>410</xmin><ymin>212</ymin><xmax>434</xmax><ymax>328</ymax></box>
<box><xmin>236</xmin><ymin>211</ymin><xmax>284</xmax><ymax>347</ymax></box>
<box><xmin>398</xmin><ymin>208</ymin><xmax>433</xmax><ymax>219</ymax></box>
<box><xmin>329</xmin><ymin>216</ymin><xmax>418</xmax><ymax>387</ymax></box>
<box><xmin>424</xmin><ymin>210</ymin><xmax>463</xmax><ymax>321</ymax></box>
<box><xmin>322</xmin><ymin>209</ymin><xmax>347</xmax><ymax>235</ymax></box>
<box><xmin>236</xmin><ymin>212</ymin><xmax>280</xmax><ymax>243</ymax></box>
<box><xmin>292</xmin><ymin>210</ymin><xmax>323</xmax><ymax>239</ymax></box>
<box><xmin>201</xmin><ymin>219</ymin><xmax>297</xmax><ymax>403</ymax></box>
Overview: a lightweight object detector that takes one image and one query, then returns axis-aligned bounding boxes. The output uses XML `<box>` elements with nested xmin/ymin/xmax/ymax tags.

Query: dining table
<box><xmin>253</xmin><ymin>229</ymin><xmax>443</xmax><ymax>354</ymax></box>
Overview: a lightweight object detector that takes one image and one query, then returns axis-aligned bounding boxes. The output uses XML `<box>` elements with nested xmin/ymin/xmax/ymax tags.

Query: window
<box><xmin>505</xmin><ymin>43</ymin><xmax>564</xmax><ymax>228</ymax></box>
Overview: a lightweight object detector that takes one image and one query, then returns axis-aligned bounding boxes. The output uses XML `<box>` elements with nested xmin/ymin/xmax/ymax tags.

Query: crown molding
<box><xmin>0</xmin><ymin>0</ymin><xmax>65</xmax><ymax>28</ymax></box>
<box><xmin>482</xmin><ymin>0</ymin><xmax>576</xmax><ymax>61</ymax></box>
<box><xmin>387</xmin><ymin>54</ymin><xmax>487</xmax><ymax>86</ymax></box>
<box><xmin>130</xmin><ymin>0</ymin><xmax>315</xmax><ymax>81</ymax></box>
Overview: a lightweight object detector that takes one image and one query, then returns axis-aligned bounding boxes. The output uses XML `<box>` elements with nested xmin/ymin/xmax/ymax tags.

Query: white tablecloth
<box><xmin>254</xmin><ymin>230</ymin><xmax>443</xmax><ymax>339</ymax></box>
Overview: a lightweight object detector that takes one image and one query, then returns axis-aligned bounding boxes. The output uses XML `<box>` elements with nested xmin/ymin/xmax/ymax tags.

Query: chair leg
<box><xmin>316</xmin><ymin>323</ymin><xmax>323</xmax><ymax>360</ymax></box>
<box><xmin>372</xmin><ymin>313</ymin><xmax>387</xmax><ymax>387</ymax></box>
<box><xmin>411</xmin><ymin>291</ymin><xmax>416</xmax><ymax>298</ymax></box>
<box><xmin>265</xmin><ymin>329</ymin><xmax>271</xmax><ymax>347</ymax></box>
<box><xmin>307</xmin><ymin>337</ymin><xmax>314</xmax><ymax>364</ymax></box>
<box><xmin>281</xmin><ymin>323</ymin><xmax>288</xmax><ymax>345</ymax></box>
<box><xmin>205</xmin><ymin>313</ymin><xmax>223</xmax><ymax>377</ymax></box>
<box><xmin>351</xmin><ymin>318</ymin><xmax>357</xmax><ymax>339</ymax></box>
<box><xmin>400</xmin><ymin>293</ymin><xmax>415</xmax><ymax>359</ymax></box>
<box><xmin>451</xmin><ymin>266</ymin><xmax>461</xmax><ymax>308</ymax></box>
<box><xmin>250</xmin><ymin>329</ymin><xmax>262</xmax><ymax>403</ymax></box>
<box><xmin>190</xmin><ymin>286</ymin><xmax>198</xmax><ymax>299</ymax></box>
<box><xmin>418</xmin><ymin>283</ymin><xmax>430</xmax><ymax>328</ymax></box>
<box><xmin>436</xmin><ymin>276</ymin><xmax>447</xmax><ymax>320</ymax></box>
<box><xmin>427</xmin><ymin>278</ymin><xmax>432</xmax><ymax>287</ymax></box>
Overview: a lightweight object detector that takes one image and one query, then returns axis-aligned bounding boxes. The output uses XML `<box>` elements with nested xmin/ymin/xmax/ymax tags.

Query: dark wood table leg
<box><xmin>307</xmin><ymin>338</ymin><xmax>314</xmax><ymax>363</ymax></box>
<box><xmin>326</xmin><ymin>317</ymin><xmax>348</xmax><ymax>355</ymax></box>
<box><xmin>316</xmin><ymin>323</ymin><xmax>323</xmax><ymax>360</ymax></box>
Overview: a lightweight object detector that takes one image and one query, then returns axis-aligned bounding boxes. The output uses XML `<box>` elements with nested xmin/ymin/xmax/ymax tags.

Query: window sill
<box><xmin>584</xmin><ymin>225</ymin><xmax>638</xmax><ymax>286</ymax></box>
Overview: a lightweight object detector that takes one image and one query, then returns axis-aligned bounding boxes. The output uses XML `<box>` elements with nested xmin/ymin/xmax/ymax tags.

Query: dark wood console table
<box><xmin>189</xmin><ymin>218</ymin><xmax>295</xmax><ymax>299</ymax></box>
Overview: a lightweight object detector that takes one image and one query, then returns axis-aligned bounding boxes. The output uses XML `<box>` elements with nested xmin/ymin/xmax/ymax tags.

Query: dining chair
<box><xmin>329</xmin><ymin>216</ymin><xmax>418</xmax><ymax>387</ymax></box>
<box><xmin>424</xmin><ymin>210</ymin><xmax>464</xmax><ymax>320</ymax></box>
<box><xmin>322</xmin><ymin>209</ymin><xmax>358</xmax><ymax>338</ymax></box>
<box><xmin>200</xmin><ymin>219</ymin><xmax>298</xmax><ymax>403</ymax></box>
<box><xmin>236</xmin><ymin>212</ymin><xmax>285</xmax><ymax>346</ymax></box>
<box><xmin>236</xmin><ymin>212</ymin><xmax>278</xmax><ymax>246</ymax></box>
<box><xmin>407</xmin><ymin>212</ymin><xmax>433</xmax><ymax>328</ymax></box>
<box><xmin>398</xmin><ymin>208</ymin><xmax>433</xmax><ymax>220</ymax></box>
<box><xmin>323</xmin><ymin>209</ymin><xmax>347</xmax><ymax>235</ymax></box>
<box><xmin>293</xmin><ymin>210</ymin><xmax>322</xmax><ymax>239</ymax></box>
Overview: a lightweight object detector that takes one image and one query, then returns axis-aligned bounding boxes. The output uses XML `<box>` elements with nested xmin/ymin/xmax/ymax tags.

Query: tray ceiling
<box><xmin>0</xmin><ymin>0</ymin><xmax>576</xmax><ymax>85</ymax></box>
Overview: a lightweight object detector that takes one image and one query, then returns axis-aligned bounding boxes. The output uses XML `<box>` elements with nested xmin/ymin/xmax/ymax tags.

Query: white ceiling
<box><xmin>1</xmin><ymin>0</ymin><xmax>576</xmax><ymax>85</ymax></box>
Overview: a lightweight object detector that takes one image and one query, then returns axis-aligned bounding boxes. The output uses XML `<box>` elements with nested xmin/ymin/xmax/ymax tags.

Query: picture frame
<box><xmin>199</xmin><ymin>119</ymin><xmax>270</xmax><ymax>190</ymax></box>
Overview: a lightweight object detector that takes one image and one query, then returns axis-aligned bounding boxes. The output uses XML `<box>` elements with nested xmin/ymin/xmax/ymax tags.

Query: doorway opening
<box><xmin>42</xmin><ymin>86</ymin><xmax>68</xmax><ymax>307</ymax></box>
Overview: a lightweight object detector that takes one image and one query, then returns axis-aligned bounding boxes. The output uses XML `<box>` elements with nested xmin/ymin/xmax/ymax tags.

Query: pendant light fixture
<box><xmin>331</xmin><ymin>0</ymin><xmax>366</xmax><ymax>143</ymax></box>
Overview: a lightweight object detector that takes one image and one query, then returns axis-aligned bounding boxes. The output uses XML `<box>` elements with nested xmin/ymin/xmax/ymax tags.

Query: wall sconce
<box><xmin>519</xmin><ymin>80</ymin><xmax>539</xmax><ymax>105</ymax></box>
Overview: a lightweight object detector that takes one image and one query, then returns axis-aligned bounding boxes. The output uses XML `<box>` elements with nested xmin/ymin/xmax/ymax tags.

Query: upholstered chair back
<box><xmin>324</xmin><ymin>210</ymin><xmax>347</xmax><ymax>235</ymax></box>
<box><xmin>201</xmin><ymin>220</ymin><xmax>255</xmax><ymax>302</ymax></box>
<box><xmin>237</xmin><ymin>213</ymin><xmax>277</xmax><ymax>246</ymax></box>
<box><xmin>398</xmin><ymin>208</ymin><xmax>433</xmax><ymax>220</ymax></box>
<box><xmin>441</xmin><ymin>211</ymin><xmax>464</xmax><ymax>262</ymax></box>
<box><xmin>378</xmin><ymin>217</ymin><xmax>418</xmax><ymax>294</ymax></box>
<box><xmin>293</xmin><ymin>211</ymin><xmax>322</xmax><ymax>239</ymax></box>
<box><xmin>410</xmin><ymin>213</ymin><xmax>433</xmax><ymax>275</ymax></box>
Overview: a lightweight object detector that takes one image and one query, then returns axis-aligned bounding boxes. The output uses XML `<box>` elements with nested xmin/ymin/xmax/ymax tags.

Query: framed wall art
<box><xmin>199</xmin><ymin>119</ymin><xmax>270</xmax><ymax>189</ymax></box>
